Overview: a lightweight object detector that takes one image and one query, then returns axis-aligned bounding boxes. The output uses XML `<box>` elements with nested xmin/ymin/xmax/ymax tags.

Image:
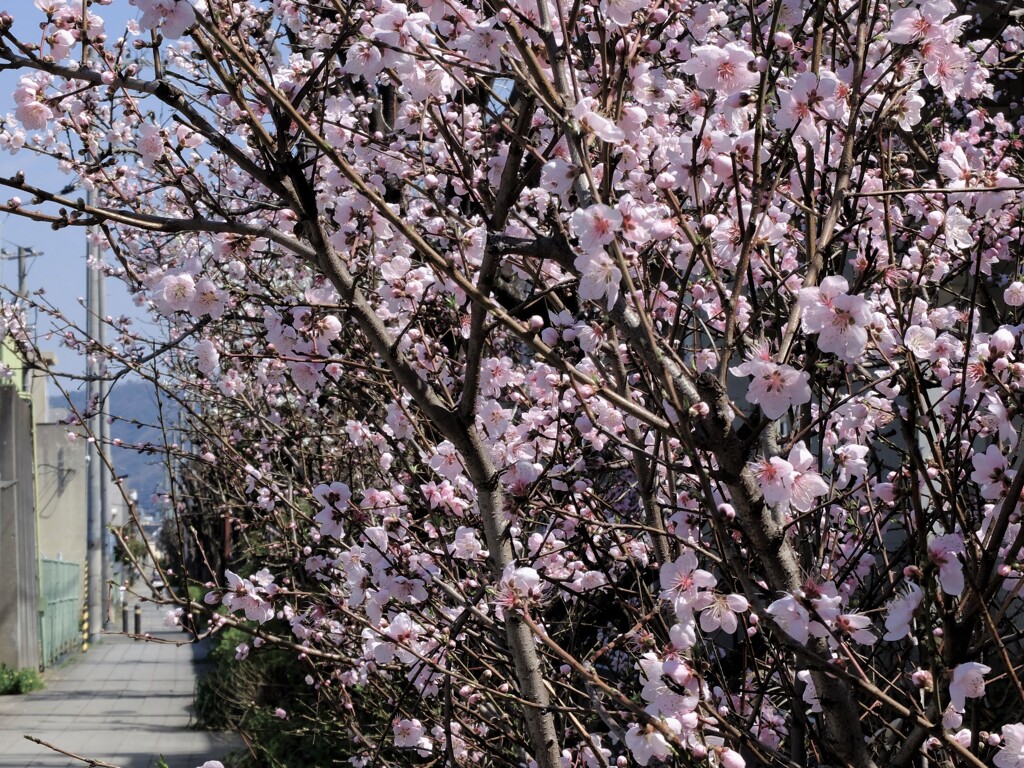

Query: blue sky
<box><xmin>1</xmin><ymin>3</ymin><xmax>144</xmax><ymax>380</ymax></box>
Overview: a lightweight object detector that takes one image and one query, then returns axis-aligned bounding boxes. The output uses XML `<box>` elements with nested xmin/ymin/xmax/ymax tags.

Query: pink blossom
<box><xmin>15</xmin><ymin>101</ymin><xmax>52</xmax><ymax>131</ymax></box>
<box><xmin>450</xmin><ymin>526</ymin><xmax>485</xmax><ymax>560</ymax></box>
<box><xmin>393</xmin><ymin>718</ymin><xmax>432</xmax><ymax>754</ymax></box>
<box><xmin>138</xmin><ymin>123</ymin><xmax>165</xmax><ymax>166</ymax></box>
<box><xmin>718</xmin><ymin>748</ymin><xmax>745</xmax><ymax>768</ymax></box>
<box><xmin>948</xmin><ymin>662</ymin><xmax>991</xmax><ymax>712</ymax></box>
<box><xmin>923</xmin><ymin>44</ymin><xmax>969</xmax><ymax>101</ymax></box>
<box><xmin>312</xmin><ymin>481</ymin><xmax>350</xmax><ymax>540</ymax></box>
<box><xmin>191</xmin><ymin>277</ymin><xmax>226</xmax><ymax>319</ymax></box>
<box><xmin>194</xmin><ymin>339</ymin><xmax>220</xmax><ymax>376</ymax></box>
<box><xmin>1005</xmin><ymin>282</ymin><xmax>1024</xmax><ymax>307</ymax></box>
<box><xmin>13</xmin><ymin>75</ymin><xmax>52</xmax><ymax>130</ymax></box>
<box><xmin>929</xmin><ymin>533</ymin><xmax>965</xmax><ymax>596</ymax></box>
<box><xmin>832</xmin><ymin>444</ymin><xmax>869</xmax><ymax>486</ymax></box>
<box><xmin>887</xmin><ymin>0</ymin><xmax>964</xmax><ymax>44</ymax></box>
<box><xmin>732</xmin><ymin>352</ymin><xmax>812</xmax><ymax>419</ymax></box>
<box><xmin>428</xmin><ymin>441</ymin><xmax>464</xmax><ymax>482</ymax></box>
<box><xmin>135</xmin><ymin>0</ymin><xmax>197</xmax><ymax>39</ymax></box>
<box><xmin>786</xmin><ymin>442</ymin><xmax>829</xmax><ymax>512</ymax></box>
<box><xmin>796</xmin><ymin>670</ymin><xmax>822</xmax><ymax>713</ymax></box>
<box><xmin>751</xmin><ymin>455</ymin><xmax>796</xmax><ymax>506</ymax></box>
<box><xmin>572</xmin><ymin>99</ymin><xmax>625</xmax><ymax>143</ymax></box>
<box><xmin>835</xmin><ymin>613</ymin><xmax>876</xmax><ymax>645</ymax></box>
<box><xmin>496</xmin><ymin>564</ymin><xmax>545</xmax><ymax>611</ymax></box>
<box><xmin>904</xmin><ymin>326</ymin><xmax>937</xmax><ymax>360</ymax></box>
<box><xmin>944</xmin><ymin>206</ymin><xmax>974</xmax><ymax>251</ymax></box>
<box><xmin>289</xmin><ymin>361</ymin><xmax>323</xmax><ymax>393</ymax></box>
<box><xmin>694</xmin><ymin>592</ymin><xmax>749</xmax><ymax>634</ymax></box>
<box><xmin>345</xmin><ymin>41</ymin><xmax>384</xmax><ymax>78</ymax></box>
<box><xmin>571</xmin><ymin>204</ymin><xmax>623</xmax><ymax>254</ymax></box>
<box><xmin>599</xmin><ymin>0</ymin><xmax>646</xmax><ymax>27</ymax></box>
<box><xmin>776</xmin><ymin>71</ymin><xmax>842</xmax><ymax>144</ymax></box>
<box><xmin>883</xmin><ymin>582</ymin><xmax>923</xmax><ymax>641</ymax></box>
<box><xmin>799</xmin><ymin>276</ymin><xmax>872</xmax><ymax>362</ymax></box>
<box><xmin>221</xmin><ymin>570</ymin><xmax>274</xmax><ymax>624</ymax></box>
<box><xmin>574</xmin><ymin>251</ymin><xmax>622</xmax><ymax>310</ymax></box>
<box><xmin>624</xmin><ymin>719</ymin><xmax>680</xmax><ymax>765</ymax></box>
<box><xmin>155</xmin><ymin>273</ymin><xmax>196</xmax><ymax>313</ymax></box>
<box><xmin>638</xmin><ymin>652</ymin><xmax>698</xmax><ymax>716</ymax></box>
<box><xmin>683</xmin><ymin>43</ymin><xmax>760</xmax><ymax>94</ymax></box>
<box><xmin>995</xmin><ymin>723</ymin><xmax>1024</xmax><ymax>768</ymax></box>
<box><xmin>766</xmin><ymin>594</ymin><xmax>812</xmax><ymax>644</ymax></box>
<box><xmin>660</xmin><ymin>552</ymin><xmax>716</xmax><ymax>617</ymax></box>
<box><xmin>972</xmin><ymin>445</ymin><xmax>1009</xmax><ymax>500</ymax></box>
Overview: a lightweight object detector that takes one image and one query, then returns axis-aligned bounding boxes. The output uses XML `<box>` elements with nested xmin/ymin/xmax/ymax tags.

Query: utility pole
<box><xmin>85</xmin><ymin>189</ymin><xmax>110</xmax><ymax>639</ymax></box>
<box><xmin>17</xmin><ymin>246</ymin><xmax>26</xmax><ymax>299</ymax></box>
<box><xmin>18</xmin><ymin>247</ymin><xmax>26</xmax><ymax>391</ymax></box>
<box><xmin>17</xmin><ymin>246</ymin><xmax>35</xmax><ymax>392</ymax></box>
<box><xmin>0</xmin><ymin>244</ymin><xmax>41</xmax><ymax>390</ymax></box>
<box><xmin>99</xmin><ymin>242</ymin><xmax>111</xmax><ymax>629</ymax></box>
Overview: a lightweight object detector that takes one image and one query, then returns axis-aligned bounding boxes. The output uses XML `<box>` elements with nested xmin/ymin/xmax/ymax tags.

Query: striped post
<box><xmin>81</xmin><ymin>561</ymin><xmax>89</xmax><ymax>652</ymax></box>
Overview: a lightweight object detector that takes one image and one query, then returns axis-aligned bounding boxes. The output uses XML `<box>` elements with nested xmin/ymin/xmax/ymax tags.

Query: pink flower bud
<box><xmin>990</xmin><ymin>328</ymin><xmax>1016</xmax><ymax>355</ymax></box>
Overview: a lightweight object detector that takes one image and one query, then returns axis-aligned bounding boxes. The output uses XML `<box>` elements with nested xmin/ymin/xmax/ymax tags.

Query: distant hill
<box><xmin>53</xmin><ymin>378</ymin><xmax>179</xmax><ymax>514</ymax></box>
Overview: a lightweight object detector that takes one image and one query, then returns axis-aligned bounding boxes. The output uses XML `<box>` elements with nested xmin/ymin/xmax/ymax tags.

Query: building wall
<box><xmin>0</xmin><ymin>385</ymin><xmax>41</xmax><ymax>670</ymax></box>
<box><xmin>36</xmin><ymin>424</ymin><xmax>87</xmax><ymax>566</ymax></box>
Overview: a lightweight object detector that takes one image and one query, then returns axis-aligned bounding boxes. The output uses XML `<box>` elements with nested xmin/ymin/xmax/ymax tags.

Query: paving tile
<box><xmin>0</xmin><ymin>603</ymin><xmax>239</xmax><ymax>768</ymax></box>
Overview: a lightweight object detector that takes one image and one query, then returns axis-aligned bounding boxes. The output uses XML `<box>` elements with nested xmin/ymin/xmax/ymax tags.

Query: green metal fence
<box><xmin>39</xmin><ymin>559</ymin><xmax>82</xmax><ymax>669</ymax></box>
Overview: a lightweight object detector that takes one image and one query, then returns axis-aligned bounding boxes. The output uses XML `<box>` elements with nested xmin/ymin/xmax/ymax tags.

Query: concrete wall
<box><xmin>35</xmin><ymin>424</ymin><xmax>87</xmax><ymax>565</ymax></box>
<box><xmin>0</xmin><ymin>385</ymin><xmax>40</xmax><ymax>670</ymax></box>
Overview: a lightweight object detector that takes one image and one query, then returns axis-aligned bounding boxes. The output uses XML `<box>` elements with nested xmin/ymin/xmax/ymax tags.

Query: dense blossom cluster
<box><xmin>4</xmin><ymin>0</ymin><xmax>1024</xmax><ymax>766</ymax></box>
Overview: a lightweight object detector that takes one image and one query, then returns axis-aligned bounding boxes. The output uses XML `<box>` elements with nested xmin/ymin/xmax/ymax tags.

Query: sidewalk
<box><xmin>0</xmin><ymin>601</ymin><xmax>239</xmax><ymax>768</ymax></box>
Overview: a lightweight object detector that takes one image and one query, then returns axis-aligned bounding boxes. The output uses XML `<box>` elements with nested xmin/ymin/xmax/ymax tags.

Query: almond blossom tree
<box><xmin>3</xmin><ymin>0</ymin><xmax>1024</xmax><ymax>766</ymax></box>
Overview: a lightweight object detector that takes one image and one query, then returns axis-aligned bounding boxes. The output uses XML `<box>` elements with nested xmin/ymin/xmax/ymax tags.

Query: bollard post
<box><xmin>122</xmin><ymin>604</ymin><xmax>129</xmax><ymax>634</ymax></box>
<box><xmin>134</xmin><ymin>604</ymin><xmax>142</xmax><ymax>635</ymax></box>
